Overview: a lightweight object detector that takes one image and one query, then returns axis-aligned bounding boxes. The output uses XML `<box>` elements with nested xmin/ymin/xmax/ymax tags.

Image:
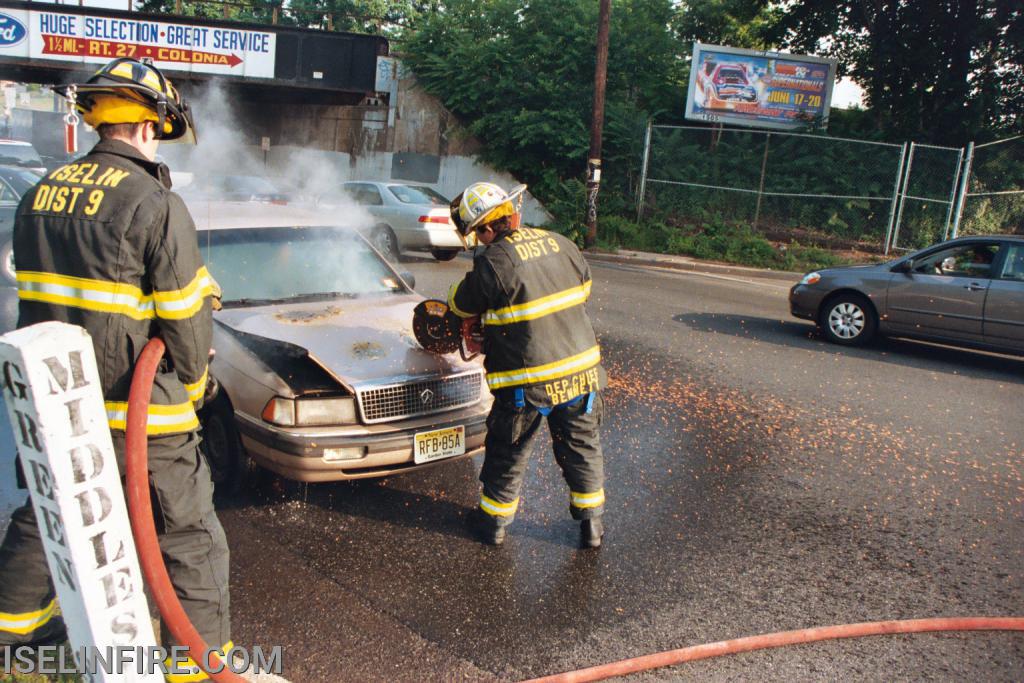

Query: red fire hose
<box><xmin>523</xmin><ymin>616</ymin><xmax>1024</xmax><ymax>682</ymax></box>
<box><xmin>125</xmin><ymin>337</ymin><xmax>245</xmax><ymax>683</ymax></box>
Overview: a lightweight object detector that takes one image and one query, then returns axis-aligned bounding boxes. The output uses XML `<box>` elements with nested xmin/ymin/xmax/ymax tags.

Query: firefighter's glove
<box><xmin>461</xmin><ymin>315</ymin><xmax>483</xmax><ymax>356</ymax></box>
<box><xmin>204</xmin><ymin>348</ymin><xmax>219</xmax><ymax>403</ymax></box>
<box><xmin>204</xmin><ymin>374</ymin><xmax>220</xmax><ymax>404</ymax></box>
<box><xmin>210</xmin><ymin>274</ymin><xmax>223</xmax><ymax>311</ymax></box>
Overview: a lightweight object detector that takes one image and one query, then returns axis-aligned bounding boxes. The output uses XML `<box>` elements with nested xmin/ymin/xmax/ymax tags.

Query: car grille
<box><xmin>356</xmin><ymin>370</ymin><xmax>483</xmax><ymax>424</ymax></box>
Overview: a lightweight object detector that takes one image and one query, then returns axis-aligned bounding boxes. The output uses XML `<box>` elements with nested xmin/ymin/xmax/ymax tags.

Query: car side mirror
<box><xmin>399</xmin><ymin>271</ymin><xmax>416</xmax><ymax>290</ymax></box>
<box><xmin>894</xmin><ymin>259</ymin><xmax>914</xmax><ymax>273</ymax></box>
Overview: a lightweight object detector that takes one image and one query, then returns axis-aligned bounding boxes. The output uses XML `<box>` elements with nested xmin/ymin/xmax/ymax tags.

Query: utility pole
<box><xmin>585</xmin><ymin>0</ymin><xmax>611</xmax><ymax>249</ymax></box>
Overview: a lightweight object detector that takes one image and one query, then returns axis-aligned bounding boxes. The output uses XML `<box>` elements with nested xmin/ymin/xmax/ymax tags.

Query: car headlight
<box><xmin>261</xmin><ymin>396</ymin><xmax>357</xmax><ymax>427</ymax></box>
<box><xmin>800</xmin><ymin>272</ymin><xmax>821</xmax><ymax>286</ymax></box>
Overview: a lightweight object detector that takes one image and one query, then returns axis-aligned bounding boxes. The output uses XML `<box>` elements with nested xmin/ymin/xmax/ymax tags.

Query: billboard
<box><xmin>0</xmin><ymin>7</ymin><xmax>276</xmax><ymax>78</ymax></box>
<box><xmin>685</xmin><ymin>42</ymin><xmax>837</xmax><ymax>130</ymax></box>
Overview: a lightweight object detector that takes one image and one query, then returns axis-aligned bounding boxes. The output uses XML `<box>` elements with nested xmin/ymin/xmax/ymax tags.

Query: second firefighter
<box><xmin>447</xmin><ymin>182</ymin><xmax>607</xmax><ymax>548</ymax></box>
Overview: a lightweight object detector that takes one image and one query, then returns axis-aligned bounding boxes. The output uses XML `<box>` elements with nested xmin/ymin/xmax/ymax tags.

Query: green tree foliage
<box><xmin>672</xmin><ymin>0</ymin><xmax>776</xmax><ymax>52</ymax></box>
<box><xmin>400</xmin><ymin>0</ymin><xmax>687</xmax><ymax>203</ymax></box>
<box><xmin>770</xmin><ymin>0</ymin><xmax>1023</xmax><ymax>145</ymax></box>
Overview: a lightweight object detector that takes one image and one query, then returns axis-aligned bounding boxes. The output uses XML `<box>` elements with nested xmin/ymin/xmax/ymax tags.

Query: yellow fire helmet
<box><xmin>451</xmin><ymin>181</ymin><xmax>528</xmax><ymax>236</ymax></box>
<box><xmin>54</xmin><ymin>58</ymin><xmax>196</xmax><ymax>143</ymax></box>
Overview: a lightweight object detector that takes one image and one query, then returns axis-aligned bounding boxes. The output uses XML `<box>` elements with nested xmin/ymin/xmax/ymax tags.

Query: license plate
<box><xmin>414</xmin><ymin>425</ymin><xmax>466</xmax><ymax>464</ymax></box>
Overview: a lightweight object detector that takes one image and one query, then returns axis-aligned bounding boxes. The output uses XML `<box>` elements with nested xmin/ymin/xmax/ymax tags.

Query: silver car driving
<box><xmin>790</xmin><ymin>235</ymin><xmax>1024</xmax><ymax>354</ymax></box>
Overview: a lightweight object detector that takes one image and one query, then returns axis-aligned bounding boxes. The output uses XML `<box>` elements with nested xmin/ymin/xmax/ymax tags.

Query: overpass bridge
<box><xmin>0</xmin><ymin>0</ymin><xmax>388</xmax><ymax>105</ymax></box>
<box><xmin>0</xmin><ymin>2</ymin><xmax>546</xmax><ymax>222</ymax></box>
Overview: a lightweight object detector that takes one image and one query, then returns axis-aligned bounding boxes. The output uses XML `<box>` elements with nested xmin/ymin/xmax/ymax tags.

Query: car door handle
<box><xmin>963</xmin><ymin>283</ymin><xmax>986</xmax><ymax>291</ymax></box>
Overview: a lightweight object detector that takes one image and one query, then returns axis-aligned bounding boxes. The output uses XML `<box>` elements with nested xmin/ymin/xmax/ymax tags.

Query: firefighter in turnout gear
<box><xmin>0</xmin><ymin>59</ymin><xmax>232</xmax><ymax>673</ymax></box>
<box><xmin>447</xmin><ymin>182</ymin><xmax>607</xmax><ymax>548</ymax></box>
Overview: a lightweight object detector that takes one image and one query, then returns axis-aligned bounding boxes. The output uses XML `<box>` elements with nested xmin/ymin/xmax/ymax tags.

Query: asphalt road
<box><xmin>1</xmin><ymin>252</ymin><xmax>1022</xmax><ymax>681</ymax></box>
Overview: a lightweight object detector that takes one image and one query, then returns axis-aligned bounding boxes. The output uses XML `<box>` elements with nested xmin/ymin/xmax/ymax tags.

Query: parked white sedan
<box><xmin>339</xmin><ymin>181</ymin><xmax>469</xmax><ymax>261</ymax></box>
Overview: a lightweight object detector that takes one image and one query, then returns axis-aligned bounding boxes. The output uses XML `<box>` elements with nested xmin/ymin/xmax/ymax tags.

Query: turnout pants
<box><xmin>479</xmin><ymin>390</ymin><xmax>605</xmax><ymax>526</ymax></box>
<box><xmin>0</xmin><ymin>431</ymin><xmax>231</xmax><ymax>656</ymax></box>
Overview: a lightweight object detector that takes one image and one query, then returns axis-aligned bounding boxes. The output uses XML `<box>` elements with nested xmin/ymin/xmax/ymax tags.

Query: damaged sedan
<box><xmin>191</xmin><ymin>202</ymin><xmax>491</xmax><ymax>484</ymax></box>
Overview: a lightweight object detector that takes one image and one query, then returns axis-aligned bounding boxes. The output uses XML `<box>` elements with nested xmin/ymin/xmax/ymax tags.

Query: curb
<box><xmin>584</xmin><ymin>250</ymin><xmax>803</xmax><ymax>283</ymax></box>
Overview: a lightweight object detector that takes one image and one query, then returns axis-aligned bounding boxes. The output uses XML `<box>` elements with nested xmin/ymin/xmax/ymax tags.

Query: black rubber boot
<box><xmin>580</xmin><ymin>518</ymin><xmax>604</xmax><ymax>548</ymax></box>
<box><xmin>467</xmin><ymin>509</ymin><xmax>507</xmax><ymax>546</ymax></box>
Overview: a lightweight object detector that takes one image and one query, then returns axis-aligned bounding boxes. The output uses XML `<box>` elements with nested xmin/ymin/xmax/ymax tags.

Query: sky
<box><xmin>831</xmin><ymin>77</ymin><xmax>865</xmax><ymax>109</ymax></box>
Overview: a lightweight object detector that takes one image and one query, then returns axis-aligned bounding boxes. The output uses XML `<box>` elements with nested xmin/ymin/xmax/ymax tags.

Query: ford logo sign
<box><xmin>0</xmin><ymin>13</ymin><xmax>26</xmax><ymax>47</ymax></box>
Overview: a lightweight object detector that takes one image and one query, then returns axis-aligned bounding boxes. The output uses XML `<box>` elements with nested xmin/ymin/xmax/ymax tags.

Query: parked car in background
<box><xmin>0</xmin><ymin>140</ymin><xmax>46</xmax><ymax>175</ymax></box>
<box><xmin>0</xmin><ymin>164</ymin><xmax>44</xmax><ymax>284</ymax></box>
<box><xmin>190</xmin><ymin>201</ymin><xmax>491</xmax><ymax>486</ymax></box>
<box><xmin>336</xmin><ymin>181</ymin><xmax>466</xmax><ymax>261</ymax></box>
<box><xmin>790</xmin><ymin>235</ymin><xmax>1024</xmax><ymax>355</ymax></box>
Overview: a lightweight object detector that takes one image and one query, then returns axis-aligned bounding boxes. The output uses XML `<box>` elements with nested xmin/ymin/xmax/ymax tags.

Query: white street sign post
<box><xmin>0</xmin><ymin>322</ymin><xmax>161</xmax><ymax>681</ymax></box>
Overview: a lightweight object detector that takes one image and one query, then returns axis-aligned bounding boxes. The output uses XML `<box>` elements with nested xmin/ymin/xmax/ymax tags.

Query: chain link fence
<box><xmin>636</xmin><ymin>126</ymin><xmax>1024</xmax><ymax>255</ymax></box>
<box><xmin>887</xmin><ymin>143</ymin><xmax>963</xmax><ymax>252</ymax></box>
<box><xmin>637</xmin><ymin>125</ymin><xmax>905</xmax><ymax>252</ymax></box>
<box><xmin>954</xmin><ymin>135</ymin><xmax>1024</xmax><ymax>239</ymax></box>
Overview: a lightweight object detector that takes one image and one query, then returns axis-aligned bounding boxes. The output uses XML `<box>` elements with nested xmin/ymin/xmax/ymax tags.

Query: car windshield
<box><xmin>200</xmin><ymin>226</ymin><xmax>404</xmax><ymax>306</ymax></box>
<box><xmin>0</xmin><ymin>144</ymin><xmax>42</xmax><ymax>167</ymax></box>
<box><xmin>387</xmin><ymin>185</ymin><xmax>449</xmax><ymax>205</ymax></box>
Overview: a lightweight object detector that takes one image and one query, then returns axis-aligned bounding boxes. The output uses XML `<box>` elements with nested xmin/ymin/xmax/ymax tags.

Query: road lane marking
<box><xmin>591</xmin><ymin>260</ymin><xmax>793</xmax><ymax>291</ymax></box>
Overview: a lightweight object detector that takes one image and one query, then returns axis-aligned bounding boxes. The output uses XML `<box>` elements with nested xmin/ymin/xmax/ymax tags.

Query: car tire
<box><xmin>820</xmin><ymin>293</ymin><xmax>877</xmax><ymax>346</ymax></box>
<box><xmin>0</xmin><ymin>240</ymin><xmax>15</xmax><ymax>286</ymax></box>
<box><xmin>431</xmin><ymin>248</ymin><xmax>459</xmax><ymax>262</ymax></box>
<box><xmin>372</xmin><ymin>225</ymin><xmax>399</xmax><ymax>261</ymax></box>
<box><xmin>200</xmin><ymin>396</ymin><xmax>244</xmax><ymax>494</ymax></box>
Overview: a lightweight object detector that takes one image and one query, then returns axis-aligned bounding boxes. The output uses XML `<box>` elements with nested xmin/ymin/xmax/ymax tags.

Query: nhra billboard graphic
<box><xmin>0</xmin><ymin>7</ymin><xmax>275</xmax><ymax>78</ymax></box>
<box><xmin>685</xmin><ymin>42</ymin><xmax>837</xmax><ymax>130</ymax></box>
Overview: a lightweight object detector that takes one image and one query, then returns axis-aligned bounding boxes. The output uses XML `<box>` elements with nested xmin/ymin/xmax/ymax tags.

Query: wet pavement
<box><xmin>2</xmin><ymin>252</ymin><xmax>1022</xmax><ymax>681</ymax></box>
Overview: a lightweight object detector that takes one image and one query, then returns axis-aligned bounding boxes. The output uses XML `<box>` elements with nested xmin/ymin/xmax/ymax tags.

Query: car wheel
<box><xmin>372</xmin><ymin>225</ymin><xmax>399</xmax><ymax>261</ymax></box>
<box><xmin>0</xmin><ymin>240</ymin><xmax>15</xmax><ymax>286</ymax></box>
<box><xmin>200</xmin><ymin>397</ymin><xmax>243</xmax><ymax>493</ymax></box>
<box><xmin>820</xmin><ymin>293</ymin><xmax>877</xmax><ymax>346</ymax></box>
<box><xmin>431</xmin><ymin>248</ymin><xmax>459</xmax><ymax>262</ymax></box>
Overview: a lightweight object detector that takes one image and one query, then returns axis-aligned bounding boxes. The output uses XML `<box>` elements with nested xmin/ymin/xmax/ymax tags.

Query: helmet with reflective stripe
<box><xmin>451</xmin><ymin>182</ymin><xmax>527</xmax><ymax>236</ymax></box>
<box><xmin>55</xmin><ymin>58</ymin><xmax>196</xmax><ymax>143</ymax></box>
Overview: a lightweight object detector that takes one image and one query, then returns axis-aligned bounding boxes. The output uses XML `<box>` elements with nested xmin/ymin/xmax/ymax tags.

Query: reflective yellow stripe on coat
<box><xmin>447</xmin><ymin>281</ymin><xmax>474</xmax><ymax>319</ymax></box>
<box><xmin>184</xmin><ymin>367</ymin><xmax>209</xmax><ymax>404</ymax></box>
<box><xmin>152</xmin><ymin>267</ymin><xmax>216</xmax><ymax>320</ymax></box>
<box><xmin>483</xmin><ymin>281</ymin><xmax>591</xmax><ymax>326</ymax></box>
<box><xmin>17</xmin><ymin>267</ymin><xmax>214</xmax><ymax>321</ymax></box>
<box><xmin>486</xmin><ymin>345</ymin><xmax>601</xmax><ymax>390</ymax></box>
<box><xmin>18</xmin><ymin>271</ymin><xmax>156</xmax><ymax>320</ymax></box>
<box><xmin>105</xmin><ymin>401</ymin><xmax>199</xmax><ymax>435</ymax></box>
<box><xmin>0</xmin><ymin>599</ymin><xmax>57</xmax><ymax>636</ymax></box>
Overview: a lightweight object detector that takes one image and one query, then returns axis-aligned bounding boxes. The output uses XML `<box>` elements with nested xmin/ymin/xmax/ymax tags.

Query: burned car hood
<box><xmin>214</xmin><ymin>295</ymin><xmax>479</xmax><ymax>389</ymax></box>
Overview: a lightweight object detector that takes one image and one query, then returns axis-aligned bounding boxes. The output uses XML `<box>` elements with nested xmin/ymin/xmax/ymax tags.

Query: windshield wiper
<box><xmin>221</xmin><ymin>292</ymin><xmax>361</xmax><ymax>308</ymax></box>
<box><xmin>220</xmin><ymin>297</ymin><xmax>285</xmax><ymax>308</ymax></box>
<box><xmin>276</xmin><ymin>292</ymin><xmax>360</xmax><ymax>303</ymax></box>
